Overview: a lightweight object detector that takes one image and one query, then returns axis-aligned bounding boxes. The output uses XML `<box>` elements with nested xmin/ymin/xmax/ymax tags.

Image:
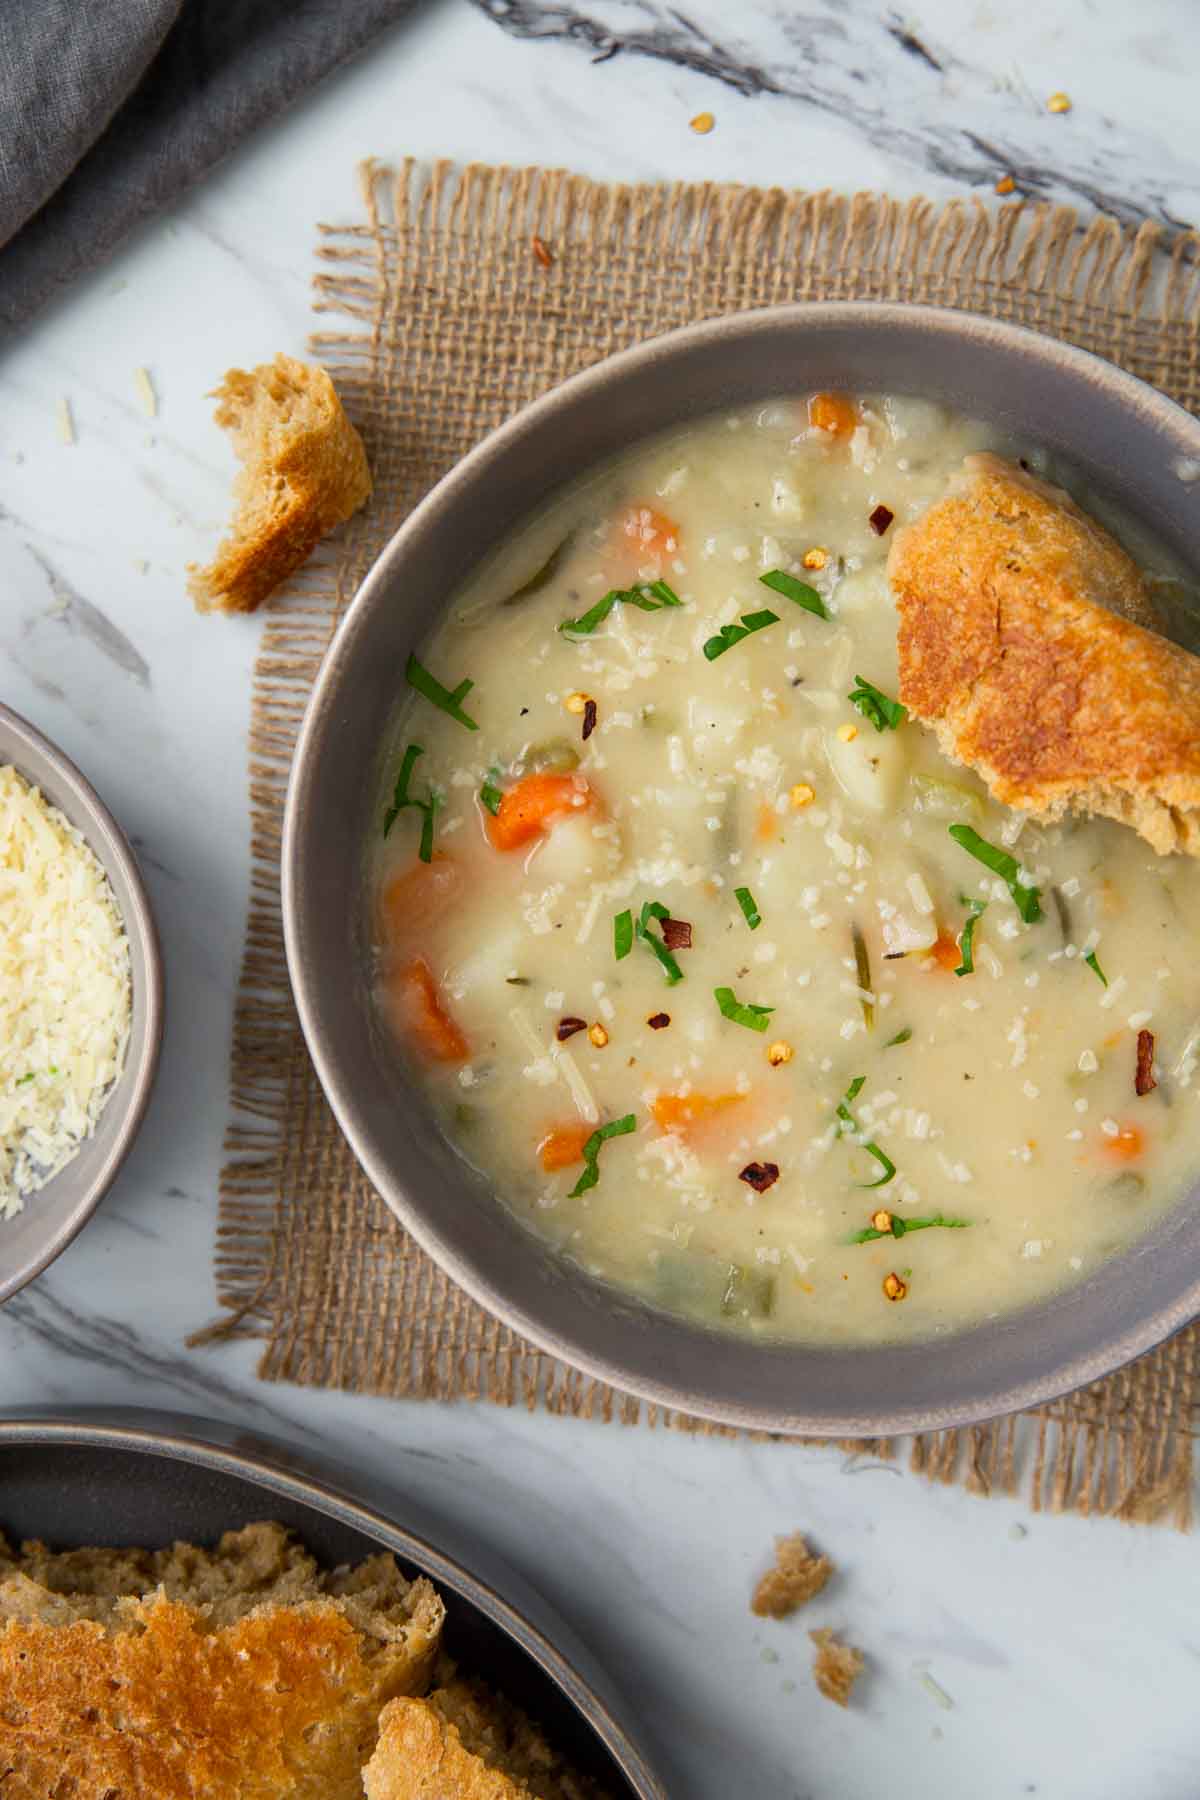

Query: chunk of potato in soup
<box><xmin>369</xmin><ymin>393</ymin><xmax>1200</xmax><ymax>1344</ymax></box>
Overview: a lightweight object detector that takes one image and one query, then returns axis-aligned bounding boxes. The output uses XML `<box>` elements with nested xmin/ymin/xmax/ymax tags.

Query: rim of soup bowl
<box><xmin>283</xmin><ymin>301</ymin><xmax>1200</xmax><ymax>1437</ymax></box>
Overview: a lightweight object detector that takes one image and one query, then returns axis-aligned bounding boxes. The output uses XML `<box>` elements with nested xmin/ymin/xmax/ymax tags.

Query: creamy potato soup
<box><xmin>369</xmin><ymin>392</ymin><xmax>1200</xmax><ymax>1344</ymax></box>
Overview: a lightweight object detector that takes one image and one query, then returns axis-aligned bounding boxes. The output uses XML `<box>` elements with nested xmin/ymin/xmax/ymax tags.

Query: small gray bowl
<box><xmin>284</xmin><ymin>303</ymin><xmax>1200</xmax><ymax>1437</ymax></box>
<box><xmin>0</xmin><ymin>704</ymin><xmax>163</xmax><ymax>1302</ymax></box>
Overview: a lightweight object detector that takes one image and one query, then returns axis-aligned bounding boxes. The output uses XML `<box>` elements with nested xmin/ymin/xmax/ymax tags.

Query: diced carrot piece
<box><xmin>538</xmin><ymin>1123</ymin><xmax>593</xmax><ymax>1172</ymax></box>
<box><xmin>808</xmin><ymin>391</ymin><xmax>857</xmax><ymax>439</ymax></box>
<box><xmin>618</xmin><ymin>505</ymin><xmax>680</xmax><ymax>566</ymax></box>
<box><xmin>652</xmin><ymin>1091</ymin><xmax>745</xmax><ymax>1137</ymax></box>
<box><xmin>1102</xmin><ymin>1124</ymin><xmax>1145</xmax><ymax>1163</ymax></box>
<box><xmin>756</xmin><ymin>801</ymin><xmax>779</xmax><ymax>842</ymax></box>
<box><xmin>380</xmin><ymin>854</ymin><xmax>460</xmax><ymax>944</ymax></box>
<box><xmin>389</xmin><ymin>957</ymin><xmax>469</xmax><ymax>1063</ymax></box>
<box><xmin>928</xmin><ymin>932</ymin><xmax>962</xmax><ymax>974</ymax></box>
<box><xmin>485</xmin><ymin>772</ymin><xmax>593</xmax><ymax>852</ymax></box>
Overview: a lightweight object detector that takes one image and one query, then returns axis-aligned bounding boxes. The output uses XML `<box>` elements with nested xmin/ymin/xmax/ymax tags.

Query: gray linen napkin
<box><xmin>0</xmin><ymin>0</ymin><xmax>419</xmax><ymax>337</ymax></box>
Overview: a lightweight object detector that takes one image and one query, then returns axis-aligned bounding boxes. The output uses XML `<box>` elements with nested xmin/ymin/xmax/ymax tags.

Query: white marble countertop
<box><xmin>1</xmin><ymin>3</ymin><xmax>1198</xmax><ymax>1795</ymax></box>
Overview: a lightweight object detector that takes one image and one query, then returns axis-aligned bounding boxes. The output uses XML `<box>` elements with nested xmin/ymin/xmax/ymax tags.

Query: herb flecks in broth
<box><xmin>1085</xmin><ymin>948</ymin><xmax>1108</xmax><ymax>986</ymax></box>
<box><xmin>714</xmin><ymin>986</ymin><xmax>775</xmax><ymax>1032</ymax></box>
<box><xmin>702</xmin><ymin>608</ymin><xmax>779</xmax><ymax>661</ymax></box>
<box><xmin>405</xmin><ymin>654</ymin><xmax>480</xmax><ymax>730</ymax></box>
<box><xmin>568</xmin><ymin>1114</ymin><xmax>637</xmax><ymax>1198</ymax></box>
<box><xmin>835</xmin><ymin>1077</ymin><xmax>898</xmax><ymax>1189</ymax></box>
<box><xmin>635</xmin><ymin>901</ymin><xmax>687</xmax><ymax>985</ymax></box>
<box><xmin>954</xmin><ymin>898</ymin><xmax>988</xmax><ymax>977</ymax></box>
<box><xmin>382</xmin><ymin>743</ymin><xmax>439</xmax><ymax>863</ymax></box>
<box><xmin>759</xmin><ymin>568</ymin><xmax>829</xmax><ymax>618</ymax></box>
<box><xmin>558</xmin><ymin>579</ymin><xmax>681</xmax><ymax>636</ymax></box>
<box><xmin>734</xmin><ymin>887</ymin><xmax>762</xmax><ymax>930</ymax></box>
<box><xmin>848</xmin><ymin>674</ymin><xmax>907</xmax><ymax>733</ymax></box>
<box><xmin>849</xmin><ymin>1210</ymin><xmax>971</xmax><ymax>1245</ymax></box>
<box><xmin>948</xmin><ymin>823</ymin><xmax>1043</xmax><ymax>923</ymax></box>
<box><xmin>371</xmin><ymin>389</ymin><xmax>1200</xmax><ymax>1347</ymax></box>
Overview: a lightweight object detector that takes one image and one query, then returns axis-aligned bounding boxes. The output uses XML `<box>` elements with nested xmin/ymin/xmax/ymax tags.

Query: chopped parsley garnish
<box><xmin>15</xmin><ymin>1072</ymin><xmax>35</xmax><ymax>1086</ymax></box>
<box><xmin>714</xmin><ymin>985</ymin><xmax>774</xmax><ymax>1032</ymax></box>
<box><xmin>568</xmin><ymin>1113</ymin><xmax>637</xmax><ymax>1198</ymax></box>
<box><xmin>834</xmin><ymin>1075</ymin><xmax>896</xmax><ymax>1188</ymax></box>
<box><xmin>406</xmin><ymin>654</ymin><xmax>479</xmax><ymax>730</ymax></box>
<box><xmin>848</xmin><ymin>674</ymin><xmax>907</xmax><ymax>733</ymax></box>
<box><xmin>383</xmin><ymin>743</ymin><xmax>440</xmax><ymax>862</ymax></box>
<box><xmin>613</xmin><ymin>909</ymin><xmax>634</xmax><ymax>960</ymax></box>
<box><xmin>954</xmin><ymin>897</ymin><xmax>988</xmax><ymax>977</ymax></box>
<box><xmin>559</xmin><ymin>580</ymin><xmax>682</xmax><ymax>636</ymax></box>
<box><xmin>759</xmin><ymin>569</ymin><xmax>828</xmax><ymax>619</ymax></box>
<box><xmin>636</xmin><ymin>900</ymin><xmax>685</xmax><ymax>984</ymax></box>
<box><xmin>1084</xmin><ymin>949</ymin><xmax>1108</xmax><ymax>987</ymax></box>
<box><xmin>948</xmin><ymin>823</ymin><xmax>1042</xmax><ymax>923</ymax></box>
<box><xmin>848</xmin><ymin>1212</ymin><xmax>970</xmax><ymax>1245</ymax></box>
<box><xmin>885</xmin><ymin>1027</ymin><xmax>912</xmax><ymax>1047</ymax></box>
<box><xmin>702</xmin><ymin>608</ymin><xmax>779</xmax><ymax>662</ymax></box>
<box><xmin>479</xmin><ymin>768</ymin><xmax>504</xmax><ymax>816</ymax></box>
<box><xmin>734</xmin><ymin>886</ymin><xmax>761</xmax><ymax>930</ymax></box>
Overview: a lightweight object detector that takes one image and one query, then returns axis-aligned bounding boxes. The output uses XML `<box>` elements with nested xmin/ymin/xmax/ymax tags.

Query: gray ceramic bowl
<box><xmin>285</xmin><ymin>302</ymin><xmax>1200</xmax><ymax>1437</ymax></box>
<box><xmin>0</xmin><ymin>1407</ymin><xmax>663</xmax><ymax>1796</ymax></box>
<box><xmin>0</xmin><ymin>704</ymin><xmax>163</xmax><ymax>1302</ymax></box>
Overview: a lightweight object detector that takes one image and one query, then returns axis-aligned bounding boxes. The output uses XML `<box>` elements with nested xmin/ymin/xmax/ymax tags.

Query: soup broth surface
<box><xmin>369</xmin><ymin>393</ymin><xmax>1200</xmax><ymax>1344</ymax></box>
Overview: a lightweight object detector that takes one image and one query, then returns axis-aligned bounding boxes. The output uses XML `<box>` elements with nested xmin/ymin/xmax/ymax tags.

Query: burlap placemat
<box><xmin>199</xmin><ymin>159</ymin><xmax>1200</xmax><ymax>1527</ymax></box>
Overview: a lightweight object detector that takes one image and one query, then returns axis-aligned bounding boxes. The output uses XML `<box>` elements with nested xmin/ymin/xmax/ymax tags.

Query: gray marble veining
<box><xmin>473</xmin><ymin>0</ymin><xmax>1200</xmax><ymax>232</ymax></box>
<box><xmin>0</xmin><ymin>3</ymin><xmax>1197</xmax><ymax>1795</ymax></box>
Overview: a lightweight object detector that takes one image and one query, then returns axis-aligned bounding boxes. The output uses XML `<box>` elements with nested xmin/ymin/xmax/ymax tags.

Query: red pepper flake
<box><xmin>647</xmin><ymin>1012</ymin><xmax>671</xmax><ymax>1029</ymax></box>
<box><xmin>582</xmin><ymin>697</ymin><xmax>598</xmax><ymax>741</ymax></box>
<box><xmin>868</xmin><ymin>504</ymin><xmax>894</xmax><ymax>536</ymax></box>
<box><xmin>739</xmin><ymin>1161</ymin><xmax>780</xmax><ymax>1193</ymax></box>
<box><xmin>660</xmin><ymin>917</ymin><xmax>693</xmax><ymax>951</ymax></box>
<box><xmin>532</xmin><ymin>235</ymin><xmax>555</xmax><ymax>269</ymax></box>
<box><xmin>1135</xmin><ymin>1028</ymin><xmax>1157</xmax><ymax>1096</ymax></box>
<box><xmin>556</xmin><ymin>1016</ymin><xmax>587</xmax><ymax>1042</ymax></box>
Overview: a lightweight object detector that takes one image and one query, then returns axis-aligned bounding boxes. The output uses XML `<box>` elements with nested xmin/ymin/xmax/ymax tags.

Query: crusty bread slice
<box><xmin>188</xmin><ymin>353</ymin><xmax>371</xmax><ymax>614</ymax></box>
<box><xmin>363</xmin><ymin>1679</ymin><xmax>610</xmax><ymax>1800</ymax></box>
<box><xmin>888</xmin><ymin>452</ymin><xmax>1200</xmax><ymax>856</ymax></box>
<box><xmin>0</xmin><ymin>1522</ymin><xmax>442</xmax><ymax>1799</ymax></box>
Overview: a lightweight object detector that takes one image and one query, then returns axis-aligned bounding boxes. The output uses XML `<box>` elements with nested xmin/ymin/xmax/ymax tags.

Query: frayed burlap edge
<box><xmin>196</xmin><ymin>159</ymin><xmax>1200</xmax><ymax>1526</ymax></box>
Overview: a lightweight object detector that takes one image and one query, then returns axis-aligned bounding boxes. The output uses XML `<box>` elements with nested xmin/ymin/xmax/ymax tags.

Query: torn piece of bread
<box><xmin>364</xmin><ymin>1679</ymin><xmax>610</xmax><ymax>1800</ymax></box>
<box><xmin>809</xmin><ymin>1627</ymin><xmax>864</xmax><ymax>1708</ymax></box>
<box><xmin>0</xmin><ymin>1521</ymin><xmax>442</xmax><ymax>1798</ymax></box>
<box><xmin>751</xmin><ymin>1532</ymin><xmax>832</xmax><ymax>1619</ymax></box>
<box><xmin>888</xmin><ymin>452</ymin><xmax>1200</xmax><ymax>856</ymax></box>
<box><xmin>188</xmin><ymin>352</ymin><xmax>371</xmax><ymax>614</ymax></box>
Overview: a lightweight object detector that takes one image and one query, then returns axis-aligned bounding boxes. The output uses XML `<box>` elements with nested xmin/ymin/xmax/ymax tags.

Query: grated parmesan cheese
<box><xmin>0</xmin><ymin>766</ymin><xmax>131</xmax><ymax>1212</ymax></box>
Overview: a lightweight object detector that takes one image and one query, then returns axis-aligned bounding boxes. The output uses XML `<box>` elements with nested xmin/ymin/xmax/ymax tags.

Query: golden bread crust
<box><xmin>888</xmin><ymin>453</ymin><xmax>1200</xmax><ymax>855</ymax></box>
<box><xmin>188</xmin><ymin>353</ymin><xmax>371</xmax><ymax>614</ymax></box>
<box><xmin>0</xmin><ymin>1557</ymin><xmax>442</xmax><ymax>1797</ymax></box>
<box><xmin>365</xmin><ymin>1694</ymin><xmax>530</xmax><ymax>1800</ymax></box>
<box><xmin>364</xmin><ymin>1681</ymin><xmax>610</xmax><ymax>1800</ymax></box>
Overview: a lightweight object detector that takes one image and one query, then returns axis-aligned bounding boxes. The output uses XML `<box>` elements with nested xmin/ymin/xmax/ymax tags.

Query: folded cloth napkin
<box><xmin>0</xmin><ymin>0</ymin><xmax>418</xmax><ymax>337</ymax></box>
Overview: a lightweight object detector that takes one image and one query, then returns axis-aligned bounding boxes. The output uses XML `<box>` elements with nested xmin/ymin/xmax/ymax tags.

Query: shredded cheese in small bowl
<box><xmin>0</xmin><ymin>765</ymin><xmax>133</xmax><ymax>1214</ymax></box>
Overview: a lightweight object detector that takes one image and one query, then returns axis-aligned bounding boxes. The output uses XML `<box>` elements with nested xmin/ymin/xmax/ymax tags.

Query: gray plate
<box><xmin>0</xmin><ymin>1408</ymin><xmax>664</xmax><ymax>1798</ymax></box>
<box><xmin>0</xmin><ymin>704</ymin><xmax>163</xmax><ymax>1304</ymax></box>
<box><xmin>283</xmin><ymin>301</ymin><xmax>1200</xmax><ymax>1437</ymax></box>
